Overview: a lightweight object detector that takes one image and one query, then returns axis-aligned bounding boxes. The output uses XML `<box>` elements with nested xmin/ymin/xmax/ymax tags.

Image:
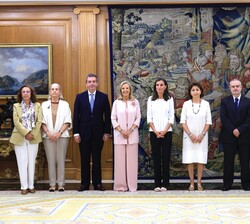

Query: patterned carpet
<box><xmin>0</xmin><ymin>190</ymin><xmax>250</xmax><ymax>224</ymax></box>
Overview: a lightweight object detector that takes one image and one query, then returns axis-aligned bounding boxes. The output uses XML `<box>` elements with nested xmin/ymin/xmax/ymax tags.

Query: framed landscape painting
<box><xmin>0</xmin><ymin>43</ymin><xmax>52</xmax><ymax>99</ymax></box>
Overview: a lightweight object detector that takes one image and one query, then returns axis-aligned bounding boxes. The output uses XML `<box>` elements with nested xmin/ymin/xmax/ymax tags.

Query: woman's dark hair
<box><xmin>16</xmin><ymin>85</ymin><xmax>38</xmax><ymax>103</ymax></box>
<box><xmin>152</xmin><ymin>78</ymin><xmax>171</xmax><ymax>101</ymax></box>
<box><xmin>187</xmin><ymin>82</ymin><xmax>204</xmax><ymax>99</ymax></box>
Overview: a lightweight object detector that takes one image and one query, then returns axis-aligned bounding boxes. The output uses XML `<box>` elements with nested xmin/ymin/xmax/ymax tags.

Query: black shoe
<box><xmin>243</xmin><ymin>186</ymin><xmax>250</xmax><ymax>191</ymax></box>
<box><xmin>78</xmin><ymin>185</ymin><xmax>89</xmax><ymax>191</ymax></box>
<box><xmin>94</xmin><ymin>184</ymin><xmax>105</xmax><ymax>191</ymax></box>
<box><xmin>222</xmin><ymin>185</ymin><xmax>231</xmax><ymax>191</ymax></box>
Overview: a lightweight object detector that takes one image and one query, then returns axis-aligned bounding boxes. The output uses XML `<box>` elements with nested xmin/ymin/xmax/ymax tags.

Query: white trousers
<box><xmin>14</xmin><ymin>139</ymin><xmax>39</xmax><ymax>190</ymax></box>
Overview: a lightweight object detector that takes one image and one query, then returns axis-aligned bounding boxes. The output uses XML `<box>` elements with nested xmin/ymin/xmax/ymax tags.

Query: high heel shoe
<box><xmin>197</xmin><ymin>184</ymin><xmax>203</xmax><ymax>191</ymax></box>
<box><xmin>188</xmin><ymin>185</ymin><xmax>194</xmax><ymax>191</ymax></box>
<box><xmin>58</xmin><ymin>186</ymin><xmax>65</xmax><ymax>192</ymax></box>
<box><xmin>49</xmin><ymin>186</ymin><xmax>56</xmax><ymax>192</ymax></box>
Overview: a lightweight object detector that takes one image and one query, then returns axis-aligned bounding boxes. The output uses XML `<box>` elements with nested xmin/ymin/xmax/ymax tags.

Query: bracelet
<box><xmin>202</xmin><ymin>132</ymin><xmax>206</xmax><ymax>136</ymax></box>
<box><xmin>188</xmin><ymin>132</ymin><xmax>192</xmax><ymax>136</ymax></box>
<box><xmin>59</xmin><ymin>130</ymin><xmax>63</xmax><ymax>134</ymax></box>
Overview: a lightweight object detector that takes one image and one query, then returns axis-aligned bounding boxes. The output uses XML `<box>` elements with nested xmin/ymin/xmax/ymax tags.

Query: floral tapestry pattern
<box><xmin>109</xmin><ymin>6</ymin><xmax>250</xmax><ymax>178</ymax></box>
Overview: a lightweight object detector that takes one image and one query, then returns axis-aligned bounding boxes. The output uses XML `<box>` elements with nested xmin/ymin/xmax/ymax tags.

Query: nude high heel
<box><xmin>197</xmin><ymin>184</ymin><xmax>203</xmax><ymax>191</ymax></box>
<box><xmin>188</xmin><ymin>185</ymin><xmax>194</xmax><ymax>191</ymax></box>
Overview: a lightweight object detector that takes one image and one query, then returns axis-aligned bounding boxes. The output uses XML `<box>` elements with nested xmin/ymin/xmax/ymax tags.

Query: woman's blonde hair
<box><xmin>48</xmin><ymin>83</ymin><xmax>64</xmax><ymax>100</ymax></box>
<box><xmin>118</xmin><ymin>80</ymin><xmax>135</xmax><ymax>100</ymax></box>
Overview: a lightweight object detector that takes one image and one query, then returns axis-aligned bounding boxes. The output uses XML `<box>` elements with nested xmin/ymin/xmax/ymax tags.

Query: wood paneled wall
<box><xmin>0</xmin><ymin>5</ymin><xmax>113</xmax><ymax>181</ymax></box>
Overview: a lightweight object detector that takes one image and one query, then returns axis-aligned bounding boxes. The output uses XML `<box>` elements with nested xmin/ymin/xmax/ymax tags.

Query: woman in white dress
<box><xmin>180</xmin><ymin>82</ymin><xmax>212</xmax><ymax>191</ymax></box>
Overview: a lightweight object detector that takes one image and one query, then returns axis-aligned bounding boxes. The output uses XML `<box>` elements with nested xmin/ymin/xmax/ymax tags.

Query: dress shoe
<box><xmin>188</xmin><ymin>185</ymin><xmax>194</xmax><ymax>191</ymax></box>
<box><xmin>221</xmin><ymin>185</ymin><xmax>231</xmax><ymax>191</ymax></box>
<box><xmin>49</xmin><ymin>186</ymin><xmax>56</xmax><ymax>192</ymax></box>
<box><xmin>154</xmin><ymin>187</ymin><xmax>161</xmax><ymax>192</ymax></box>
<box><xmin>78</xmin><ymin>185</ymin><xmax>89</xmax><ymax>191</ymax></box>
<box><xmin>197</xmin><ymin>184</ymin><xmax>203</xmax><ymax>191</ymax></box>
<box><xmin>21</xmin><ymin>189</ymin><xmax>28</xmax><ymax>195</ymax></box>
<box><xmin>58</xmin><ymin>186</ymin><xmax>65</xmax><ymax>192</ymax></box>
<box><xmin>160</xmin><ymin>187</ymin><xmax>167</xmax><ymax>192</ymax></box>
<box><xmin>28</xmin><ymin>188</ymin><xmax>36</xmax><ymax>193</ymax></box>
<box><xmin>242</xmin><ymin>186</ymin><xmax>250</xmax><ymax>191</ymax></box>
<box><xmin>94</xmin><ymin>184</ymin><xmax>105</xmax><ymax>191</ymax></box>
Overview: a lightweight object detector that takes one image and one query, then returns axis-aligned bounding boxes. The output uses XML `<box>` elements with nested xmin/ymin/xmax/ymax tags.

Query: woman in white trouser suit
<box><xmin>10</xmin><ymin>85</ymin><xmax>42</xmax><ymax>195</ymax></box>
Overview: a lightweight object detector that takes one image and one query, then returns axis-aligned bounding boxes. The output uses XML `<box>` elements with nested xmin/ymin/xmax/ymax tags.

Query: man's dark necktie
<box><xmin>234</xmin><ymin>97</ymin><xmax>239</xmax><ymax>110</ymax></box>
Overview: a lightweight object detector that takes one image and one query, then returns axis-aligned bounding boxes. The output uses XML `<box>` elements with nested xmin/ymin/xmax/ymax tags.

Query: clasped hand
<box><xmin>189</xmin><ymin>134</ymin><xmax>203</xmax><ymax>143</ymax></box>
<box><xmin>25</xmin><ymin>132</ymin><xmax>34</xmax><ymax>141</ymax></box>
<box><xmin>120</xmin><ymin>129</ymin><xmax>132</xmax><ymax>139</ymax></box>
<box><xmin>47</xmin><ymin>132</ymin><xmax>61</xmax><ymax>142</ymax></box>
<box><xmin>233</xmin><ymin>129</ymin><xmax>240</xmax><ymax>138</ymax></box>
<box><xmin>155</xmin><ymin>131</ymin><xmax>165</xmax><ymax>138</ymax></box>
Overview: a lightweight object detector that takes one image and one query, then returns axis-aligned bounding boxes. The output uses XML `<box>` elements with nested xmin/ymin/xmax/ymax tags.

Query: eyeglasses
<box><xmin>22</xmin><ymin>90</ymin><xmax>31</xmax><ymax>94</ymax></box>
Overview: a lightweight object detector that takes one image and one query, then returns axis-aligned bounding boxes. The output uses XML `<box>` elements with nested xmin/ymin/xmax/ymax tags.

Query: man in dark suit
<box><xmin>220</xmin><ymin>78</ymin><xmax>250</xmax><ymax>191</ymax></box>
<box><xmin>73</xmin><ymin>73</ymin><xmax>111</xmax><ymax>191</ymax></box>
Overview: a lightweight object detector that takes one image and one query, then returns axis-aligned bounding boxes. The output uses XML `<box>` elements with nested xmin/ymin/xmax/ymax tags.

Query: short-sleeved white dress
<box><xmin>180</xmin><ymin>99</ymin><xmax>212</xmax><ymax>164</ymax></box>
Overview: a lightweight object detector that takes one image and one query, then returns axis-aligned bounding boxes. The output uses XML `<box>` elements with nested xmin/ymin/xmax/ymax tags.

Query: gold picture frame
<box><xmin>0</xmin><ymin>43</ymin><xmax>52</xmax><ymax>99</ymax></box>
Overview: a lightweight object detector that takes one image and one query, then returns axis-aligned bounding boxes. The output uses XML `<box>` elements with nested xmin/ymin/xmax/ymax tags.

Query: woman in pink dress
<box><xmin>111</xmin><ymin>81</ymin><xmax>141</xmax><ymax>192</ymax></box>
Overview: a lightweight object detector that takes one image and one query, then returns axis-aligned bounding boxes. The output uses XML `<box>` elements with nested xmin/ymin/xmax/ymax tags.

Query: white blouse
<box><xmin>147</xmin><ymin>96</ymin><xmax>175</xmax><ymax>132</ymax></box>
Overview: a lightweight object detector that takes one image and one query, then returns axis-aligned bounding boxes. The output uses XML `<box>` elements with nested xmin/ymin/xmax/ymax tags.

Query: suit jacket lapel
<box><xmin>93</xmin><ymin>91</ymin><xmax>99</xmax><ymax>112</ymax></box>
<box><xmin>228</xmin><ymin>96</ymin><xmax>236</xmax><ymax>111</ymax></box>
<box><xmin>17</xmin><ymin>103</ymin><xmax>22</xmax><ymax>118</ymax></box>
<box><xmin>237</xmin><ymin>96</ymin><xmax>245</xmax><ymax>111</ymax></box>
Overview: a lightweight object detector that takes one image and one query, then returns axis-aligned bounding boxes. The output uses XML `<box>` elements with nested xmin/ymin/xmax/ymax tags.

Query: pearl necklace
<box><xmin>192</xmin><ymin>100</ymin><xmax>201</xmax><ymax>114</ymax></box>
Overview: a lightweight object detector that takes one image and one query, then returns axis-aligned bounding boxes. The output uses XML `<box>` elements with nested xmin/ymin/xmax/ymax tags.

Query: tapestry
<box><xmin>109</xmin><ymin>6</ymin><xmax>250</xmax><ymax>179</ymax></box>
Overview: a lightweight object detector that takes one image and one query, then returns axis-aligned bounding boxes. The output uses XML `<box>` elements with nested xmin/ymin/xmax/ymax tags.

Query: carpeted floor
<box><xmin>0</xmin><ymin>189</ymin><xmax>250</xmax><ymax>224</ymax></box>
